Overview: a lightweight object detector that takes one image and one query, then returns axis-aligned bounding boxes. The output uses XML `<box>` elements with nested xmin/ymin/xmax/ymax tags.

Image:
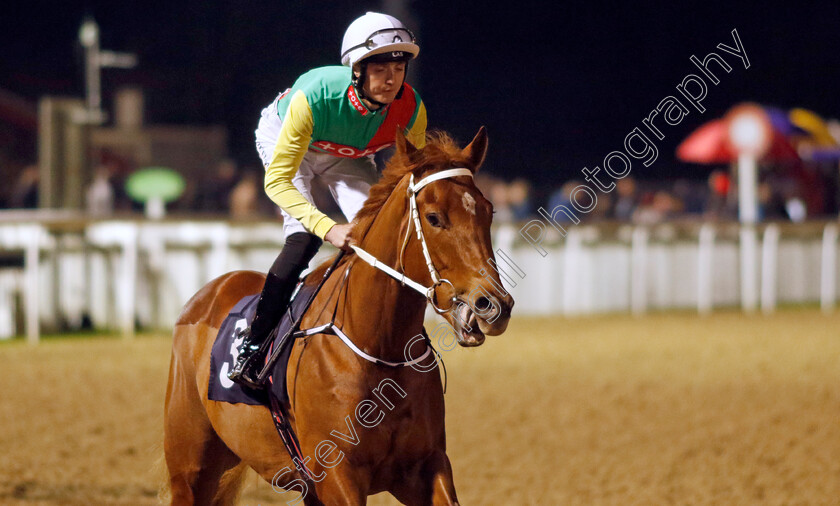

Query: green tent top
<box><xmin>125</xmin><ymin>167</ymin><xmax>185</xmax><ymax>203</ymax></box>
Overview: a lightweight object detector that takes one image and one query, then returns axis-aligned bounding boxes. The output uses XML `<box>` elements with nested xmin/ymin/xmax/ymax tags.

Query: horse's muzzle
<box><xmin>445</xmin><ymin>291</ymin><xmax>513</xmax><ymax>347</ymax></box>
<box><xmin>473</xmin><ymin>292</ymin><xmax>513</xmax><ymax>336</ymax></box>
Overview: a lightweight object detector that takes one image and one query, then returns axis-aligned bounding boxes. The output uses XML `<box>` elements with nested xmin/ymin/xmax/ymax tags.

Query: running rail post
<box><xmin>24</xmin><ymin>225</ymin><xmax>42</xmax><ymax>344</ymax></box>
<box><xmin>118</xmin><ymin>223</ymin><xmax>138</xmax><ymax>338</ymax></box>
<box><xmin>697</xmin><ymin>223</ymin><xmax>715</xmax><ymax>315</ymax></box>
<box><xmin>760</xmin><ymin>224</ymin><xmax>779</xmax><ymax>314</ymax></box>
<box><xmin>821</xmin><ymin>223</ymin><xmax>838</xmax><ymax>313</ymax></box>
<box><xmin>740</xmin><ymin>224</ymin><xmax>759</xmax><ymax>313</ymax></box>
<box><xmin>562</xmin><ymin>228</ymin><xmax>583</xmax><ymax>316</ymax></box>
<box><xmin>631</xmin><ymin>226</ymin><xmax>649</xmax><ymax>316</ymax></box>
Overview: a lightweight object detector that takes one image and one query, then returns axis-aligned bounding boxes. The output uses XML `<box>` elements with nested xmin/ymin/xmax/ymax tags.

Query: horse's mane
<box><xmin>306</xmin><ymin>131</ymin><xmax>468</xmax><ymax>282</ymax></box>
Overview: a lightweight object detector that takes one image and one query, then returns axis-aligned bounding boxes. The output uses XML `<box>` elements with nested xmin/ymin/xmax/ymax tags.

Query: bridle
<box><xmin>349</xmin><ymin>167</ymin><xmax>473</xmax><ymax>313</ymax></box>
<box><xmin>296</xmin><ymin>167</ymin><xmax>472</xmax><ymax>370</ymax></box>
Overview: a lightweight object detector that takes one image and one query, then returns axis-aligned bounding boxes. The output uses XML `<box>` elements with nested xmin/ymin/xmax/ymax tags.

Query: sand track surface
<box><xmin>2</xmin><ymin>310</ymin><xmax>838</xmax><ymax>505</ymax></box>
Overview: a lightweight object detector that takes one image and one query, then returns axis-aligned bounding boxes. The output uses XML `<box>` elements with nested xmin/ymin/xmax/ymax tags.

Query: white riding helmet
<box><xmin>341</xmin><ymin>12</ymin><xmax>420</xmax><ymax>68</ymax></box>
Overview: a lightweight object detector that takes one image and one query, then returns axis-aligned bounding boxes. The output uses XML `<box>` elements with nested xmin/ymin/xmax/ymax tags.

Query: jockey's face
<box><xmin>360</xmin><ymin>61</ymin><xmax>406</xmax><ymax>106</ymax></box>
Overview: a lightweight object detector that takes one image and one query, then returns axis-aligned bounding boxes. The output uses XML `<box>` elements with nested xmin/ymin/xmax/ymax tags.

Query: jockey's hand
<box><xmin>324</xmin><ymin>223</ymin><xmax>355</xmax><ymax>251</ymax></box>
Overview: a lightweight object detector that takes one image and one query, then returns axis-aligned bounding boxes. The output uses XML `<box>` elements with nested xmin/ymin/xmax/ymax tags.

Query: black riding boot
<box><xmin>228</xmin><ymin>232</ymin><xmax>323</xmax><ymax>388</ymax></box>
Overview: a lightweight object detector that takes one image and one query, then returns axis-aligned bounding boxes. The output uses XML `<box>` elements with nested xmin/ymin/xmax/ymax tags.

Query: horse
<box><xmin>163</xmin><ymin>127</ymin><xmax>514</xmax><ymax>505</ymax></box>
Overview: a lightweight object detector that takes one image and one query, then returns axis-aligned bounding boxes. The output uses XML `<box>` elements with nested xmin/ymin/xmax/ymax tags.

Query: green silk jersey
<box><xmin>275</xmin><ymin>65</ymin><xmax>426</xmax><ymax>157</ymax></box>
<box><xmin>264</xmin><ymin>65</ymin><xmax>427</xmax><ymax>239</ymax></box>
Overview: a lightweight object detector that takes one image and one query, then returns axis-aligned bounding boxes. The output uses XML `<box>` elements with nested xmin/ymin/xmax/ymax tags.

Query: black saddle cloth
<box><xmin>208</xmin><ymin>279</ymin><xmax>320</xmax><ymax>406</ymax></box>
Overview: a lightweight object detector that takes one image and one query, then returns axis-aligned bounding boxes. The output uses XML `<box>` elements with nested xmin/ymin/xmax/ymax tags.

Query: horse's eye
<box><xmin>426</xmin><ymin>213</ymin><xmax>442</xmax><ymax>228</ymax></box>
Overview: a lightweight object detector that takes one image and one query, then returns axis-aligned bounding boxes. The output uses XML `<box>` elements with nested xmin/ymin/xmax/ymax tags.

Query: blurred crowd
<box><xmin>1</xmin><ymin>157</ymin><xmax>275</xmax><ymax>219</ymax></box>
<box><xmin>3</xmin><ymin>156</ymin><xmax>837</xmax><ymax>226</ymax></box>
<box><xmin>475</xmin><ymin>163</ymin><xmax>835</xmax><ymax>225</ymax></box>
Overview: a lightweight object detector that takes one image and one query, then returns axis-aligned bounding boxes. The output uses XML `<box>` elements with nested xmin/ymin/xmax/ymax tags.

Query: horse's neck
<box><xmin>340</xmin><ymin>190</ymin><xmax>428</xmax><ymax>360</ymax></box>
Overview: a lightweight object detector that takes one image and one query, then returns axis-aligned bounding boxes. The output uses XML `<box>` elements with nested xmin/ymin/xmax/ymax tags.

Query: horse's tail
<box><xmin>154</xmin><ymin>446</ymin><xmax>172</xmax><ymax>504</ymax></box>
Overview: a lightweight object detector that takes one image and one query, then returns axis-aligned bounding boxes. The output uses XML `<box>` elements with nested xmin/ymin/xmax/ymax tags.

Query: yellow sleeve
<box><xmin>406</xmin><ymin>101</ymin><xmax>427</xmax><ymax>149</ymax></box>
<box><xmin>264</xmin><ymin>90</ymin><xmax>337</xmax><ymax>239</ymax></box>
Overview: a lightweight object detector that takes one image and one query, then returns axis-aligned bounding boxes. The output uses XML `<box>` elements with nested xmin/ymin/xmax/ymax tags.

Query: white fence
<box><xmin>1</xmin><ymin>211</ymin><xmax>838</xmax><ymax>342</ymax></box>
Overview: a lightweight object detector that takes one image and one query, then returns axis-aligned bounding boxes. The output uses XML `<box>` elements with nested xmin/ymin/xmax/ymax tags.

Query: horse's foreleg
<box><xmin>251</xmin><ymin>464</ymin><xmax>367</xmax><ymax>505</ymax></box>
<box><xmin>428</xmin><ymin>455</ymin><xmax>459</xmax><ymax>506</ymax></box>
<box><xmin>425</xmin><ymin>451</ymin><xmax>461</xmax><ymax>506</ymax></box>
<box><xmin>390</xmin><ymin>451</ymin><xmax>459</xmax><ymax>506</ymax></box>
<box><xmin>312</xmin><ymin>466</ymin><xmax>370</xmax><ymax>506</ymax></box>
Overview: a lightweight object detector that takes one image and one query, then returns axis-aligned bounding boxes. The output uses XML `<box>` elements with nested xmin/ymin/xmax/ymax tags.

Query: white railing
<box><xmin>502</xmin><ymin>220</ymin><xmax>831</xmax><ymax>316</ymax></box>
<box><xmin>1</xmin><ymin>211</ymin><xmax>839</xmax><ymax>342</ymax></box>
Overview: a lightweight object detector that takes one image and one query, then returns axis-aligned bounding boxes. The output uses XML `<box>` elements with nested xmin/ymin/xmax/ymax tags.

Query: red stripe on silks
<box><xmin>367</xmin><ymin>83</ymin><xmax>417</xmax><ymax>151</ymax></box>
<box><xmin>347</xmin><ymin>86</ymin><xmax>368</xmax><ymax>116</ymax></box>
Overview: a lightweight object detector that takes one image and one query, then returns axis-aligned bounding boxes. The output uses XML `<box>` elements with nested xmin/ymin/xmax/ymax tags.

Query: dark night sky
<box><xmin>3</xmin><ymin>1</ymin><xmax>840</xmax><ymax>199</ymax></box>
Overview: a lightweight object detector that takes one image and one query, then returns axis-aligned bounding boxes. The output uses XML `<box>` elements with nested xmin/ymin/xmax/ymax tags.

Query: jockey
<box><xmin>229</xmin><ymin>12</ymin><xmax>427</xmax><ymax>388</ymax></box>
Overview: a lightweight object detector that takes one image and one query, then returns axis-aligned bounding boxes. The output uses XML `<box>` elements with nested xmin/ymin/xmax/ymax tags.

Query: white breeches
<box><xmin>255</xmin><ymin>98</ymin><xmax>378</xmax><ymax>238</ymax></box>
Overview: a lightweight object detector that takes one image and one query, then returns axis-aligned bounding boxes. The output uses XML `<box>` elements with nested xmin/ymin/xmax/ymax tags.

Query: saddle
<box><xmin>208</xmin><ymin>278</ymin><xmax>319</xmax><ymax>406</ymax></box>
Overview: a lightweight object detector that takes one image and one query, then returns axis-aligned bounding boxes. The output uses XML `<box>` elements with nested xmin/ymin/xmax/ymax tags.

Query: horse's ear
<box><xmin>462</xmin><ymin>126</ymin><xmax>488</xmax><ymax>172</ymax></box>
<box><xmin>394</xmin><ymin>126</ymin><xmax>418</xmax><ymax>157</ymax></box>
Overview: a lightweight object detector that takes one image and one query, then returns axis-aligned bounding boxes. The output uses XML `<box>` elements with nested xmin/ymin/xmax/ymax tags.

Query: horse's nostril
<box><xmin>475</xmin><ymin>296</ymin><xmax>492</xmax><ymax>312</ymax></box>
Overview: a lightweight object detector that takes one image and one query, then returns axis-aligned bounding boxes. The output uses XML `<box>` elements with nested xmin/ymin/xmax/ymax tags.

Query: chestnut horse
<box><xmin>164</xmin><ymin>127</ymin><xmax>514</xmax><ymax>505</ymax></box>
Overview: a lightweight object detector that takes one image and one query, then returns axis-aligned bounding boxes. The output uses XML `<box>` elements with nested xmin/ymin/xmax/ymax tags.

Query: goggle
<box><xmin>342</xmin><ymin>27</ymin><xmax>417</xmax><ymax>60</ymax></box>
